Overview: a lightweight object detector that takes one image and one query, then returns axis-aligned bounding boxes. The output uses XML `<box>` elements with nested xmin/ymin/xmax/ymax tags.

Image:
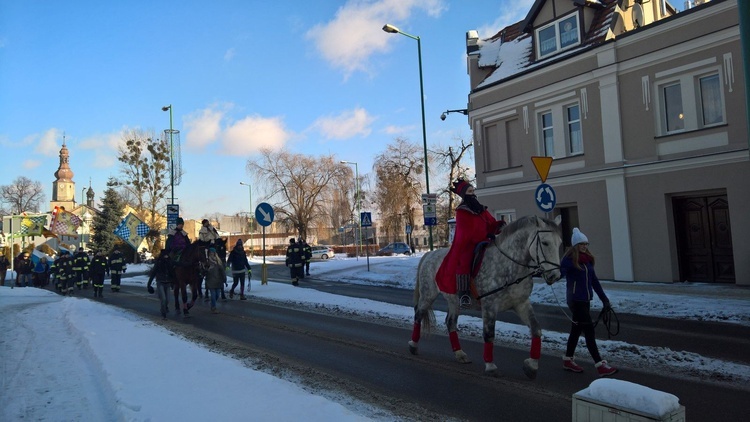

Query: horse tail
<box><xmin>414</xmin><ymin>253</ymin><xmax>437</xmax><ymax>335</ymax></box>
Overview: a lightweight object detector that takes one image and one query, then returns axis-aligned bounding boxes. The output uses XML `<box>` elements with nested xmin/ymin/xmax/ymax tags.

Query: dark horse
<box><xmin>172</xmin><ymin>241</ymin><xmax>207</xmax><ymax>316</ymax></box>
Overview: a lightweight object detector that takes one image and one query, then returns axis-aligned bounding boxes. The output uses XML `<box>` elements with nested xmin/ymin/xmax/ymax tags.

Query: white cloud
<box><xmin>306</xmin><ymin>0</ymin><xmax>446</xmax><ymax>77</ymax></box>
<box><xmin>23</xmin><ymin>160</ymin><xmax>41</xmax><ymax>170</ymax></box>
<box><xmin>184</xmin><ymin>108</ymin><xmax>224</xmax><ymax>149</ymax></box>
<box><xmin>311</xmin><ymin>107</ymin><xmax>375</xmax><ymax>140</ymax></box>
<box><xmin>382</xmin><ymin>124</ymin><xmax>415</xmax><ymax>135</ymax></box>
<box><xmin>222</xmin><ymin>116</ymin><xmax>291</xmax><ymax>155</ymax></box>
<box><xmin>34</xmin><ymin>129</ymin><xmax>62</xmax><ymax>156</ymax></box>
<box><xmin>224</xmin><ymin>48</ymin><xmax>236</xmax><ymax>61</ymax></box>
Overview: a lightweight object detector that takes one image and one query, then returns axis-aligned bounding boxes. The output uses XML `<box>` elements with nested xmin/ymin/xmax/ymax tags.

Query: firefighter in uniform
<box><xmin>56</xmin><ymin>250</ymin><xmax>75</xmax><ymax>295</ymax></box>
<box><xmin>90</xmin><ymin>250</ymin><xmax>109</xmax><ymax>298</ymax></box>
<box><xmin>72</xmin><ymin>247</ymin><xmax>90</xmax><ymax>289</ymax></box>
<box><xmin>108</xmin><ymin>249</ymin><xmax>126</xmax><ymax>292</ymax></box>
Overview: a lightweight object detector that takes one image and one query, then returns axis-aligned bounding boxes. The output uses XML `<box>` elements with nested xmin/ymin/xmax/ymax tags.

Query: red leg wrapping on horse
<box><xmin>483</xmin><ymin>342</ymin><xmax>494</xmax><ymax>363</ymax></box>
<box><xmin>449</xmin><ymin>331</ymin><xmax>461</xmax><ymax>352</ymax></box>
<box><xmin>411</xmin><ymin>322</ymin><xmax>421</xmax><ymax>343</ymax></box>
<box><xmin>530</xmin><ymin>336</ymin><xmax>541</xmax><ymax>359</ymax></box>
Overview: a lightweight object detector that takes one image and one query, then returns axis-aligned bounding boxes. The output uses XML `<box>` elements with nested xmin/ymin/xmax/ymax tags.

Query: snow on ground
<box><xmin>1</xmin><ymin>253</ymin><xmax>749</xmax><ymax>420</ymax></box>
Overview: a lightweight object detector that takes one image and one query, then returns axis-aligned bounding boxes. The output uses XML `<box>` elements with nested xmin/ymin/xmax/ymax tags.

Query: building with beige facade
<box><xmin>466</xmin><ymin>0</ymin><xmax>748</xmax><ymax>284</ymax></box>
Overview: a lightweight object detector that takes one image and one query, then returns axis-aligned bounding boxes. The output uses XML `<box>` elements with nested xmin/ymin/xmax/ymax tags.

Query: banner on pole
<box><xmin>113</xmin><ymin>213</ymin><xmax>151</xmax><ymax>250</ymax></box>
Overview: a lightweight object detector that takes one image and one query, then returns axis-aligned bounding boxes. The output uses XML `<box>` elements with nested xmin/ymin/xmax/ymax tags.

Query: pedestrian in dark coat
<box><xmin>14</xmin><ymin>252</ymin><xmax>33</xmax><ymax>287</ymax></box>
<box><xmin>560</xmin><ymin>228</ymin><xmax>617</xmax><ymax>377</ymax></box>
<box><xmin>0</xmin><ymin>254</ymin><xmax>9</xmax><ymax>287</ymax></box>
<box><xmin>32</xmin><ymin>256</ymin><xmax>50</xmax><ymax>287</ymax></box>
<box><xmin>89</xmin><ymin>251</ymin><xmax>109</xmax><ymax>298</ymax></box>
<box><xmin>56</xmin><ymin>251</ymin><xmax>75</xmax><ymax>295</ymax></box>
<box><xmin>285</xmin><ymin>238</ymin><xmax>304</xmax><ymax>286</ymax></box>
<box><xmin>147</xmin><ymin>250</ymin><xmax>172</xmax><ymax>319</ymax></box>
<box><xmin>227</xmin><ymin>239</ymin><xmax>252</xmax><ymax>300</ymax></box>
<box><xmin>204</xmin><ymin>248</ymin><xmax>225</xmax><ymax>313</ymax></box>
<box><xmin>300</xmin><ymin>239</ymin><xmax>312</xmax><ymax>277</ymax></box>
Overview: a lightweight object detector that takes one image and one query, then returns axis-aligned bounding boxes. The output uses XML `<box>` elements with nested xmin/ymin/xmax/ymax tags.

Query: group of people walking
<box><xmin>0</xmin><ymin>247</ymin><xmax>126</xmax><ymax>298</ymax></box>
<box><xmin>285</xmin><ymin>237</ymin><xmax>311</xmax><ymax>286</ymax></box>
<box><xmin>147</xmin><ymin>218</ymin><xmax>252</xmax><ymax>318</ymax></box>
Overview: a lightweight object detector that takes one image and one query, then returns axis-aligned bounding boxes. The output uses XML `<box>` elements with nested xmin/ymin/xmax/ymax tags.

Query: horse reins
<box><xmin>476</xmin><ymin>229</ymin><xmax>560</xmax><ymax>301</ymax></box>
<box><xmin>547</xmin><ymin>285</ymin><xmax>620</xmax><ymax>338</ymax></box>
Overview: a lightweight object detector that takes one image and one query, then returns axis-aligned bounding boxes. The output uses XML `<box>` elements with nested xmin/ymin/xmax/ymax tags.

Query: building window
<box><xmin>699</xmin><ymin>74</ymin><xmax>723</xmax><ymax>125</ymax></box>
<box><xmin>663</xmin><ymin>83</ymin><xmax>684</xmax><ymax>133</ymax></box>
<box><xmin>541</xmin><ymin>112</ymin><xmax>554</xmax><ymax>156</ymax></box>
<box><xmin>655</xmin><ymin>67</ymin><xmax>725</xmax><ymax>135</ymax></box>
<box><xmin>536</xmin><ymin>14</ymin><xmax>580</xmax><ymax>59</ymax></box>
<box><xmin>536</xmin><ymin>100</ymin><xmax>583</xmax><ymax>158</ymax></box>
<box><xmin>567</xmin><ymin>105</ymin><xmax>582</xmax><ymax>154</ymax></box>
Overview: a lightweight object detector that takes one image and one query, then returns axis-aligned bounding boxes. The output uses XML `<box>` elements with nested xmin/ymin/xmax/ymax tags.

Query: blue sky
<box><xmin>0</xmin><ymin>0</ymin><xmax>532</xmax><ymax>220</ymax></box>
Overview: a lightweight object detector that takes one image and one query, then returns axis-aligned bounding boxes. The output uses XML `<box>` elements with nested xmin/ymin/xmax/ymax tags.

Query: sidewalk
<box><xmin>598</xmin><ymin>280</ymin><xmax>750</xmax><ymax>300</ymax></box>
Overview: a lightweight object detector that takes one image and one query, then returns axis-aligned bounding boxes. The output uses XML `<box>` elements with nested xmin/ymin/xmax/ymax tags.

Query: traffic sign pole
<box><xmin>255</xmin><ymin>203</ymin><xmax>275</xmax><ymax>285</ymax></box>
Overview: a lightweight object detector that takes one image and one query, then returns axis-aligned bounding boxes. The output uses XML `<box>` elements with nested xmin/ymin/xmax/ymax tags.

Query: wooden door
<box><xmin>674</xmin><ymin>195</ymin><xmax>735</xmax><ymax>283</ymax></box>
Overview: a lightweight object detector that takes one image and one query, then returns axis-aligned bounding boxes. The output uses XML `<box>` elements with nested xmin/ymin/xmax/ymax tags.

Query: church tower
<box><xmin>86</xmin><ymin>180</ymin><xmax>95</xmax><ymax>208</ymax></box>
<box><xmin>50</xmin><ymin>137</ymin><xmax>77</xmax><ymax>211</ymax></box>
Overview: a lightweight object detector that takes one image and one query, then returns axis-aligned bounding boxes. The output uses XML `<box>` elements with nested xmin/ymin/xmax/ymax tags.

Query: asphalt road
<box><xmin>106</xmin><ymin>262</ymin><xmax>750</xmax><ymax>421</ymax></box>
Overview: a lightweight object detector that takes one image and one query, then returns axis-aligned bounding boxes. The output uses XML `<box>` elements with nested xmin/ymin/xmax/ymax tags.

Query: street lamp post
<box><xmin>161</xmin><ymin>105</ymin><xmax>174</xmax><ymax>205</ymax></box>
<box><xmin>239</xmin><ymin>182</ymin><xmax>254</xmax><ymax>256</ymax></box>
<box><xmin>340</xmin><ymin>161</ymin><xmax>362</xmax><ymax>260</ymax></box>
<box><xmin>382</xmin><ymin>23</ymin><xmax>433</xmax><ymax>250</ymax></box>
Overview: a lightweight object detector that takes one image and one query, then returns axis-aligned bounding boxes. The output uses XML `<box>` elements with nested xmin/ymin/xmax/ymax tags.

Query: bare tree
<box><xmin>0</xmin><ymin>176</ymin><xmax>45</xmax><ymax>213</ymax></box>
<box><xmin>433</xmin><ymin>136</ymin><xmax>474</xmax><ymax>240</ymax></box>
<box><xmin>372</xmin><ymin>138</ymin><xmax>424</xmax><ymax>244</ymax></box>
<box><xmin>247</xmin><ymin>148</ymin><xmax>348</xmax><ymax>241</ymax></box>
<box><xmin>115</xmin><ymin>128</ymin><xmax>170</xmax><ymax>241</ymax></box>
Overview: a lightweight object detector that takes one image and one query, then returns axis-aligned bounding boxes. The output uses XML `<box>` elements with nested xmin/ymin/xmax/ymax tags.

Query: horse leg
<box><xmin>481</xmin><ymin>307</ymin><xmax>499</xmax><ymax>375</ymax></box>
<box><xmin>446</xmin><ymin>295</ymin><xmax>471</xmax><ymax>364</ymax></box>
<box><xmin>408</xmin><ymin>276</ymin><xmax>440</xmax><ymax>355</ymax></box>
<box><xmin>515</xmin><ymin>299</ymin><xmax>542</xmax><ymax>379</ymax></box>
<box><xmin>173</xmin><ymin>280</ymin><xmax>181</xmax><ymax>315</ymax></box>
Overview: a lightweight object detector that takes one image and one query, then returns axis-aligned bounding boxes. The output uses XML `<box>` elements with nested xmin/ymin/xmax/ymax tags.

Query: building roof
<box><xmin>474</xmin><ymin>0</ymin><xmax>618</xmax><ymax>90</ymax></box>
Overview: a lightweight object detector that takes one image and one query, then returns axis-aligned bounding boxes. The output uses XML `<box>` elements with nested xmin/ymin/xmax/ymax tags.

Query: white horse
<box><xmin>408</xmin><ymin>215</ymin><xmax>563</xmax><ymax>378</ymax></box>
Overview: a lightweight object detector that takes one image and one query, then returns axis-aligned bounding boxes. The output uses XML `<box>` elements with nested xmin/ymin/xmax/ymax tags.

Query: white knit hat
<box><xmin>571</xmin><ymin>228</ymin><xmax>589</xmax><ymax>246</ymax></box>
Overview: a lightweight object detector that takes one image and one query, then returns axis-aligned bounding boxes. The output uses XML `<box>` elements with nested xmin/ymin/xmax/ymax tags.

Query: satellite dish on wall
<box><xmin>632</xmin><ymin>3</ymin><xmax>645</xmax><ymax>28</ymax></box>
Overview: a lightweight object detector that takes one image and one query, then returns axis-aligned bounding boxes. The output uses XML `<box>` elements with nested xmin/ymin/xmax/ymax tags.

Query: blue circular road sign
<box><xmin>535</xmin><ymin>183</ymin><xmax>556</xmax><ymax>212</ymax></box>
<box><xmin>255</xmin><ymin>202</ymin><xmax>275</xmax><ymax>227</ymax></box>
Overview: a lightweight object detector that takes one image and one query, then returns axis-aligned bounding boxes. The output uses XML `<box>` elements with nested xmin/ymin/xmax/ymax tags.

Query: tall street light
<box><xmin>340</xmin><ymin>161</ymin><xmax>362</xmax><ymax>260</ymax></box>
<box><xmin>382</xmin><ymin>23</ymin><xmax>433</xmax><ymax>250</ymax></box>
<box><xmin>161</xmin><ymin>104</ymin><xmax>174</xmax><ymax>205</ymax></box>
<box><xmin>239</xmin><ymin>182</ymin><xmax>254</xmax><ymax>256</ymax></box>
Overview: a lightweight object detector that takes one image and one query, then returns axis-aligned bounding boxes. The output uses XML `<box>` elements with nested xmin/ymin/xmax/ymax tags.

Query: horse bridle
<box><xmin>476</xmin><ymin>229</ymin><xmax>560</xmax><ymax>300</ymax></box>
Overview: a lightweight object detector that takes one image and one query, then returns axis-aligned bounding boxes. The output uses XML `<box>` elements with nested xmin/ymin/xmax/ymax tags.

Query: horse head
<box><xmin>528</xmin><ymin>215</ymin><xmax>563</xmax><ymax>285</ymax></box>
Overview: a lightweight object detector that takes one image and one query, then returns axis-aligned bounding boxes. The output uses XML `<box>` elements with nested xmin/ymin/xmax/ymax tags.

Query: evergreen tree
<box><xmin>91</xmin><ymin>178</ymin><xmax>124</xmax><ymax>253</ymax></box>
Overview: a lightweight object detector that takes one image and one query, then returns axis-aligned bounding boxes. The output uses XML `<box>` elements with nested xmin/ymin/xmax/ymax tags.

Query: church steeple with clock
<box><xmin>50</xmin><ymin>136</ymin><xmax>77</xmax><ymax>211</ymax></box>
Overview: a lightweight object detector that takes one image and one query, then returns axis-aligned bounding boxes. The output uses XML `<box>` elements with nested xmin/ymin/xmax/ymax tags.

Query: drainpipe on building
<box><xmin>740</xmin><ymin>0</ymin><xmax>750</xmax><ymax>148</ymax></box>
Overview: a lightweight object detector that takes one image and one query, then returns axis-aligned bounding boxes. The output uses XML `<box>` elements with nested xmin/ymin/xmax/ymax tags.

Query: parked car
<box><xmin>310</xmin><ymin>245</ymin><xmax>335</xmax><ymax>260</ymax></box>
<box><xmin>377</xmin><ymin>242</ymin><xmax>412</xmax><ymax>256</ymax></box>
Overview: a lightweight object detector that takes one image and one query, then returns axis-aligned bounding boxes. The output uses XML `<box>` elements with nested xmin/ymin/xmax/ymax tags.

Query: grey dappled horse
<box><xmin>409</xmin><ymin>215</ymin><xmax>563</xmax><ymax>378</ymax></box>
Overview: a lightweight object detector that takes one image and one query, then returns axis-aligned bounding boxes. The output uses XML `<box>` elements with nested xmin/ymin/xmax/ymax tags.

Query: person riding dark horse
<box><xmin>166</xmin><ymin>217</ymin><xmax>190</xmax><ymax>265</ymax></box>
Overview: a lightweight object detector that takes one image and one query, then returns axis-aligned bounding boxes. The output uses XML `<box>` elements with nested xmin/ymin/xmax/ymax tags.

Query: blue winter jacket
<box><xmin>560</xmin><ymin>255</ymin><xmax>609</xmax><ymax>304</ymax></box>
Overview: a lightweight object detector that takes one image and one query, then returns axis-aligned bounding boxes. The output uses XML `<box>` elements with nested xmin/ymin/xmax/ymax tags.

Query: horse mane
<box><xmin>499</xmin><ymin>215</ymin><xmax>561</xmax><ymax>241</ymax></box>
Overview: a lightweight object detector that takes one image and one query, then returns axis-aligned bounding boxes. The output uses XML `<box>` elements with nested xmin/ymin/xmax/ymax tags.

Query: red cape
<box><xmin>435</xmin><ymin>208</ymin><xmax>498</xmax><ymax>294</ymax></box>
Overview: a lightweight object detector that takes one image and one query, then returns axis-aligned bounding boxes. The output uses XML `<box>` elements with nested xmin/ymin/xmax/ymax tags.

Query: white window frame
<box><xmin>654</xmin><ymin>66</ymin><xmax>726</xmax><ymax>136</ymax></box>
<box><xmin>535</xmin><ymin>13</ymin><xmax>581</xmax><ymax>59</ymax></box>
<box><xmin>536</xmin><ymin>100</ymin><xmax>583</xmax><ymax>158</ymax></box>
<box><xmin>566</xmin><ymin>104</ymin><xmax>583</xmax><ymax>155</ymax></box>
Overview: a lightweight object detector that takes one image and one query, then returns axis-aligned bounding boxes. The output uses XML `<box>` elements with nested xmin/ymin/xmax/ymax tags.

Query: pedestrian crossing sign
<box><xmin>361</xmin><ymin>212</ymin><xmax>372</xmax><ymax>227</ymax></box>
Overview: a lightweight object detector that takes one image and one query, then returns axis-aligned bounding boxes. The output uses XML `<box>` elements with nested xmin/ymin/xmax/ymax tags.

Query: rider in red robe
<box><xmin>436</xmin><ymin>179</ymin><xmax>504</xmax><ymax>308</ymax></box>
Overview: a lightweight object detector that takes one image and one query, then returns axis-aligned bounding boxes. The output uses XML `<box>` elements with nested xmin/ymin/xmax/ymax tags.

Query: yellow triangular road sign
<box><xmin>531</xmin><ymin>156</ymin><xmax>553</xmax><ymax>183</ymax></box>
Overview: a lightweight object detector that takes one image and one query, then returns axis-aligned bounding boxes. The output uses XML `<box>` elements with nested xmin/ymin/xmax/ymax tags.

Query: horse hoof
<box><xmin>523</xmin><ymin>358</ymin><xmax>538</xmax><ymax>380</ymax></box>
<box><xmin>484</xmin><ymin>362</ymin><xmax>499</xmax><ymax>377</ymax></box>
<box><xmin>408</xmin><ymin>340</ymin><xmax>418</xmax><ymax>355</ymax></box>
<box><xmin>454</xmin><ymin>350</ymin><xmax>472</xmax><ymax>364</ymax></box>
